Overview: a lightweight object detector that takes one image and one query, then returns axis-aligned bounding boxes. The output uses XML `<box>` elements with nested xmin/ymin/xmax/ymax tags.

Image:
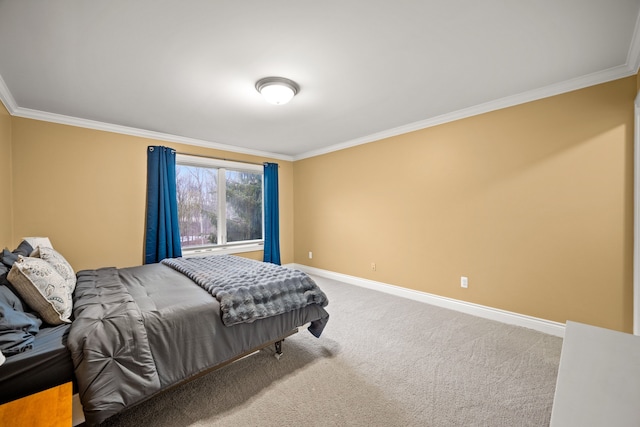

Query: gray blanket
<box><xmin>161</xmin><ymin>255</ymin><xmax>328</xmax><ymax>328</ymax></box>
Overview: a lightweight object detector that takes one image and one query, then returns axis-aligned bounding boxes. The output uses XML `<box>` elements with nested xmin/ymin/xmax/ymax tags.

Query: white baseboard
<box><xmin>288</xmin><ymin>263</ymin><xmax>565</xmax><ymax>338</ymax></box>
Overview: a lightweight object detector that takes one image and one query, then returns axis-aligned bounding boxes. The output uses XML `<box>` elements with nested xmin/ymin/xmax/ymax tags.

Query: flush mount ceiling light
<box><xmin>255</xmin><ymin>77</ymin><xmax>299</xmax><ymax>105</ymax></box>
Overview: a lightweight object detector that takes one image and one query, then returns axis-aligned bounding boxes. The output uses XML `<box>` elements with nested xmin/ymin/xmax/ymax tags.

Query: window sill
<box><xmin>181</xmin><ymin>242</ymin><xmax>264</xmax><ymax>258</ymax></box>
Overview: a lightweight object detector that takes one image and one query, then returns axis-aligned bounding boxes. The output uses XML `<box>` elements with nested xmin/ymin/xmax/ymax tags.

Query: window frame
<box><xmin>176</xmin><ymin>154</ymin><xmax>264</xmax><ymax>257</ymax></box>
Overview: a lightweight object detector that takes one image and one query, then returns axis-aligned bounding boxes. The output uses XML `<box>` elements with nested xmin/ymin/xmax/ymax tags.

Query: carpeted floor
<box><xmin>100</xmin><ymin>275</ymin><xmax>563</xmax><ymax>427</ymax></box>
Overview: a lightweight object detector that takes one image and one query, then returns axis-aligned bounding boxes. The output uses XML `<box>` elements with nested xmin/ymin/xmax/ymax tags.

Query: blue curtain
<box><xmin>145</xmin><ymin>146</ymin><xmax>182</xmax><ymax>264</ymax></box>
<box><xmin>263</xmin><ymin>162</ymin><xmax>281</xmax><ymax>265</ymax></box>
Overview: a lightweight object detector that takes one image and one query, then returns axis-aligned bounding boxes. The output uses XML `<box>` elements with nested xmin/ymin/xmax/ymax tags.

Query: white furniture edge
<box><xmin>549</xmin><ymin>321</ymin><xmax>640</xmax><ymax>426</ymax></box>
<box><xmin>288</xmin><ymin>263</ymin><xmax>565</xmax><ymax>337</ymax></box>
<box><xmin>635</xmin><ymin>90</ymin><xmax>640</xmax><ymax>336</ymax></box>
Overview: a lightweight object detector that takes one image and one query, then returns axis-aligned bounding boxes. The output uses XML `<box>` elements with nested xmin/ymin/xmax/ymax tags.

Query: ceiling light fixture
<box><xmin>255</xmin><ymin>77</ymin><xmax>299</xmax><ymax>105</ymax></box>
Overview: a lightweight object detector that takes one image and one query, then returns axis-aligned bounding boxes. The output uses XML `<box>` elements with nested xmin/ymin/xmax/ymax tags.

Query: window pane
<box><xmin>176</xmin><ymin>165</ymin><xmax>218</xmax><ymax>248</ymax></box>
<box><xmin>225</xmin><ymin>169</ymin><xmax>263</xmax><ymax>242</ymax></box>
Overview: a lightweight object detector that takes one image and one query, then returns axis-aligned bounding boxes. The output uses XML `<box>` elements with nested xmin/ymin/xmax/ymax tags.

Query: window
<box><xmin>176</xmin><ymin>154</ymin><xmax>263</xmax><ymax>254</ymax></box>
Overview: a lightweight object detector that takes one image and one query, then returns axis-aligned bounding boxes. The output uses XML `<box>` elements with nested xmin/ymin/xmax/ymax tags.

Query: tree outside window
<box><xmin>176</xmin><ymin>156</ymin><xmax>263</xmax><ymax>250</ymax></box>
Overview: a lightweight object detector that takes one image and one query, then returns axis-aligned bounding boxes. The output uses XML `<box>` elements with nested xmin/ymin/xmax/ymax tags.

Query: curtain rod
<box><xmin>175</xmin><ymin>151</ymin><xmax>277</xmax><ymax>167</ymax></box>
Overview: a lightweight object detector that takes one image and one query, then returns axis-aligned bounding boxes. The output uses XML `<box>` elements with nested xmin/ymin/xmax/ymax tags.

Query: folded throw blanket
<box><xmin>161</xmin><ymin>255</ymin><xmax>329</xmax><ymax>327</ymax></box>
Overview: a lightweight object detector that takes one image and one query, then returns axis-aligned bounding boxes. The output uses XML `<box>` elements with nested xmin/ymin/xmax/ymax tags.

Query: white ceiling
<box><xmin>1</xmin><ymin>1</ymin><xmax>640</xmax><ymax>161</ymax></box>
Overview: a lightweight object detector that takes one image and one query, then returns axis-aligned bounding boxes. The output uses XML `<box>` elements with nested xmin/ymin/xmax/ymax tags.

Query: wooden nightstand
<box><xmin>0</xmin><ymin>382</ymin><xmax>72</xmax><ymax>427</ymax></box>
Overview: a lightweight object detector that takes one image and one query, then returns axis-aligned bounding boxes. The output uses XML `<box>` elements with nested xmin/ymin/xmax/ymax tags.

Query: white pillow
<box><xmin>23</xmin><ymin>237</ymin><xmax>54</xmax><ymax>254</ymax></box>
<box><xmin>7</xmin><ymin>256</ymin><xmax>72</xmax><ymax>325</ymax></box>
<box><xmin>31</xmin><ymin>246</ymin><xmax>76</xmax><ymax>292</ymax></box>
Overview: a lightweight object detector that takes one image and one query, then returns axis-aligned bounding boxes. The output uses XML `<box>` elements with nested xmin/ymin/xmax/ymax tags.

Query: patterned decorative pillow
<box><xmin>7</xmin><ymin>256</ymin><xmax>72</xmax><ymax>325</ymax></box>
<box><xmin>32</xmin><ymin>246</ymin><xmax>76</xmax><ymax>292</ymax></box>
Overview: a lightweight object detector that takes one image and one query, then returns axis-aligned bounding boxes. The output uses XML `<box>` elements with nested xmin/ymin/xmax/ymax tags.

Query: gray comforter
<box><xmin>68</xmin><ymin>262</ymin><xmax>329</xmax><ymax>426</ymax></box>
<box><xmin>161</xmin><ymin>255</ymin><xmax>328</xmax><ymax>332</ymax></box>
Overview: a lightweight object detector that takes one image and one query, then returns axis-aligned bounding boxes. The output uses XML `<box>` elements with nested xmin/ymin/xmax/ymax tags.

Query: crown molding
<box><xmin>293</xmin><ymin>64</ymin><xmax>636</xmax><ymax>161</ymax></box>
<box><xmin>11</xmin><ymin>106</ymin><xmax>294</xmax><ymax>161</ymax></box>
<box><xmin>2</xmin><ymin>57</ymin><xmax>638</xmax><ymax>164</ymax></box>
<box><xmin>0</xmin><ymin>74</ymin><xmax>17</xmax><ymax>114</ymax></box>
<box><xmin>0</xmin><ymin>83</ymin><xmax>294</xmax><ymax>162</ymax></box>
<box><xmin>627</xmin><ymin>10</ymin><xmax>640</xmax><ymax>74</ymax></box>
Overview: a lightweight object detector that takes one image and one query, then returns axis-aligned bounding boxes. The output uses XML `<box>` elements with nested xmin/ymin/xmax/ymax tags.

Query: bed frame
<box><xmin>145</xmin><ymin>329</ymin><xmax>296</xmax><ymax>400</ymax></box>
<box><xmin>71</xmin><ymin>328</ymin><xmax>298</xmax><ymax>426</ymax></box>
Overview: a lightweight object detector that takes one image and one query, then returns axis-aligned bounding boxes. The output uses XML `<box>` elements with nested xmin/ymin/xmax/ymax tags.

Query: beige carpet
<box><xmin>101</xmin><ymin>275</ymin><xmax>563</xmax><ymax>427</ymax></box>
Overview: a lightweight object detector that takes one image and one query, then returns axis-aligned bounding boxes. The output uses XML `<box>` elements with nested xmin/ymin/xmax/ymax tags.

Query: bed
<box><xmin>0</xmin><ymin>241</ymin><xmax>329</xmax><ymax>426</ymax></box>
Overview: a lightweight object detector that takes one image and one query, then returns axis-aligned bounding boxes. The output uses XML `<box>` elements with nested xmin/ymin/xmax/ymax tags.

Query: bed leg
<box><xmin>274</xmin><ymin>340</ymin><xmax>283</xmax><ymax>360</ymax></box>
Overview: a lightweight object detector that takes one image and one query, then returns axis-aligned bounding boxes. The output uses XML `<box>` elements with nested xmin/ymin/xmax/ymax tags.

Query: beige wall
<box><xmin>2</xmin><ymin>75</ymin><xmax>636</xmax><ymax>332</ymax></box>
<box><xmin>294</xmin><ymin>76</ymin><xmax>635</xmax><ymax>333</ymax></box>
<box><xmin>0</xmin><ymin>102</ymin><xmax>11</xmax><ymax>245</ymax></box>
<box><xmin>9</xmin><ymin>118</ymin><xmax>294</xmax><ymax>270</ymax></box>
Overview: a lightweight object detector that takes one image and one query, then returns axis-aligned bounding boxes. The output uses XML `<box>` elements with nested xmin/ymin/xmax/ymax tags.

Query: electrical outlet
<box><xmin>371</xmin><ymin>262</ymin><xmax>376</xmax><ymax>271</ymax></box>
<box><xmin>308</xmin><ymin>251</ymin><xmax>313</xmax><ymax>259</ymax></box>
<box><xmin>461</xmin><ymin>276</ymin><xmax>468</xmax><ymax>288</ymax></box>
